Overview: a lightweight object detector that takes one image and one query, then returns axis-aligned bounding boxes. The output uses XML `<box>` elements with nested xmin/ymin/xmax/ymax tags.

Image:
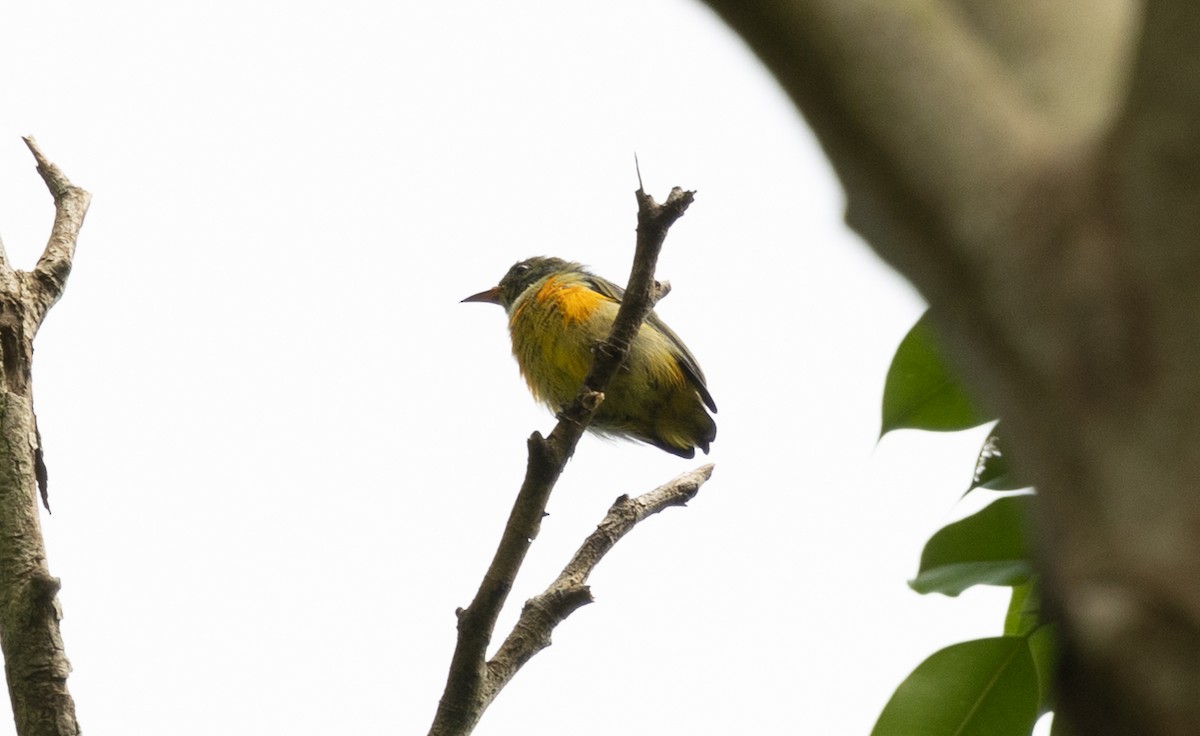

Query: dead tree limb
<box><xmin>0</xmin><ymin>137</ymin><xmax>89</xmax><ymax>736</ymax></box>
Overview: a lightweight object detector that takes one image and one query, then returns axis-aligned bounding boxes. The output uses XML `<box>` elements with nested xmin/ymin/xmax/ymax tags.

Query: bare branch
<box><xmin>21</xmin><ymin>137</ymin><xmax>90</xmax><ymax>328</ymax></box>
<box><xmin>486</xmin><ymin>464</ymin><xmax>715</xmax><ymax>691</ymax></box>
<box><xmin>428</xmin><ymin>184</ymin><xmax>696</xmax><ymax>736</ymax></box>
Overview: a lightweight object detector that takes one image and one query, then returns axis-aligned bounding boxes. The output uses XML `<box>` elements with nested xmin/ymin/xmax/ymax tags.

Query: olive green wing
<box><xmin>584</xmin><ymin>273</ymin><xmax>717</xmax><ymax>413</ymax></box>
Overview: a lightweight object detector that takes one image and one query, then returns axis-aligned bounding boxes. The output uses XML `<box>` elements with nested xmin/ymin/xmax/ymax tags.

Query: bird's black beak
<box><xmin>461</xmin><ymin>286</ymin><xmax>502</xmax><ymax>304</ymax></box>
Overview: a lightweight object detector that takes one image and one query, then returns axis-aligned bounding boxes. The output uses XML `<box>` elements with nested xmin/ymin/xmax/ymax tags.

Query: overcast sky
<box><xmin>0</xmin><ymin>1</ymin><xmax>1034</xmax><ymax>734</ymax></box>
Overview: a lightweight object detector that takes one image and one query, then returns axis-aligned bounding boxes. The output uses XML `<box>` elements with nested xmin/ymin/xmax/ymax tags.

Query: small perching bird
<box><xmin>463</xmin><ymin>257</ymin><xmax>717</xmax><ymax>458</ymax></box>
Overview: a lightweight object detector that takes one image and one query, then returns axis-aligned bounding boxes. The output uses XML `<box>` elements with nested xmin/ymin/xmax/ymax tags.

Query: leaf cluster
<box><xmin>872</xmin><ymin>312</ymin><xmax>1056</xmax><ymax>736</ymax></box>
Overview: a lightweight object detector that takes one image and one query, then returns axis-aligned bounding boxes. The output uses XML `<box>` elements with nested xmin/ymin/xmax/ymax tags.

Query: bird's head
<box><xmin>462</xmin><ymin>256</ymin><xmax>578</xmax><ymax>308</ymax></box>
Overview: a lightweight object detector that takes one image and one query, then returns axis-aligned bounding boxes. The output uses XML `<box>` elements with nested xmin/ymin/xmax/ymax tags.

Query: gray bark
<box><xmin>0</xmin><ymin>139</ymin><xmax>89</xmax><ymax>735</ymax></box>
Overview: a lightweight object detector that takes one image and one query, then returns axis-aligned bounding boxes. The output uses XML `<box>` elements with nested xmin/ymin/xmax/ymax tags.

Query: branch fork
<box><xmin>0</xmin><ymin>138</ymin><xmax>88</xmax><ymax>736</ymax></box>
<box><xmin>428</xmin><ymin>184</ymin><xmax>711</xmax><ymax>736</ymax></box>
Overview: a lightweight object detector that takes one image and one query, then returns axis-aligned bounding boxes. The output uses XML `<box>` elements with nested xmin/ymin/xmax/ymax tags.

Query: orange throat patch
<box><xmin>534</xmin><ymin>276</ymin><xmax>608</xmax><ymax>325</ymax></box>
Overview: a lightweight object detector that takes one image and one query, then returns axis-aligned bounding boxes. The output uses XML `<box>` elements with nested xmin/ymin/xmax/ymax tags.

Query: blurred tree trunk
<box><xmin>698</xmin><ymin>1</ymin><xmax>1200</xmax><ymax>733</ymax></box>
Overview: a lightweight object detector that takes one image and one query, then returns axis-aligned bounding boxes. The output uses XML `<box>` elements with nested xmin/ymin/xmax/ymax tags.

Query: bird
<box><xmin>463</xmin><ymin>256</ymin><xmax>717</xmax><ymax>458</ymax></box>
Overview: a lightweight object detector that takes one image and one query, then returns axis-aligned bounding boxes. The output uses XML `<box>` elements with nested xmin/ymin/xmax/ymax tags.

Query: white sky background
<box><xmin>0</xmin><ymin>1</ymin><xmax>1032</xmax><ymax>734</ymax></box>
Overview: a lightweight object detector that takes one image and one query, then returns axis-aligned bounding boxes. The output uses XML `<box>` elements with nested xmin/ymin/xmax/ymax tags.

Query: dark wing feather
<box><xmin>585</xmin><ymin>274</ymin><xmax>717</xmax><ymax>413</ymax></box>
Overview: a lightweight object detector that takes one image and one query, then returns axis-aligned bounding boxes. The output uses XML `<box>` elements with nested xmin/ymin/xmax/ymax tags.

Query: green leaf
<box><xmin>881</xmin><ymin>311</ymin><xmax>993</xmax><ymax>436</ymax></box>
<box><xmin>969</xmin><ymin>423</ymin><xmax>1029</xmax><ymax>492</ymax></box>
<box><xmin>911</xmin><ymin>560</ymin><xmax>1030</xmax><ymax>597</ymax></box>
<box><xmin>910</xmin><ymin>496</ymin><xmax>1034</xmax><ymax>596</ymax></box>
<box><xmin>872</xmin><ymin>637</ymin><xmax>1039</xmax><ymax>736</ymax></box>
<box><xmin>1004</xmin><ymin>581</ymin><xmax>1041</xmax><ymax>637</ymax></box>
<box><xmin>1028</xmin><ymin>625</ymin><xmax>1057</xmax><ymax>716</ymax></box>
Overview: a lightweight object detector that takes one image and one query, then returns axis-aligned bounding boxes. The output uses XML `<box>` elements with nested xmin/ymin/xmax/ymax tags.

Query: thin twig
<box><xmin>487</xmin><ymin>464</ymin><xmax>715</xmax><ymax>687</ymax></box>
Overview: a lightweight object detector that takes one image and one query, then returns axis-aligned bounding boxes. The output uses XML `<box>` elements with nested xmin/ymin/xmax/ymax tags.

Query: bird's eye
<box><xmin>514</xmin><ymin>263</ymin><xmax>530</xmax><ymax>272</ymax></box>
